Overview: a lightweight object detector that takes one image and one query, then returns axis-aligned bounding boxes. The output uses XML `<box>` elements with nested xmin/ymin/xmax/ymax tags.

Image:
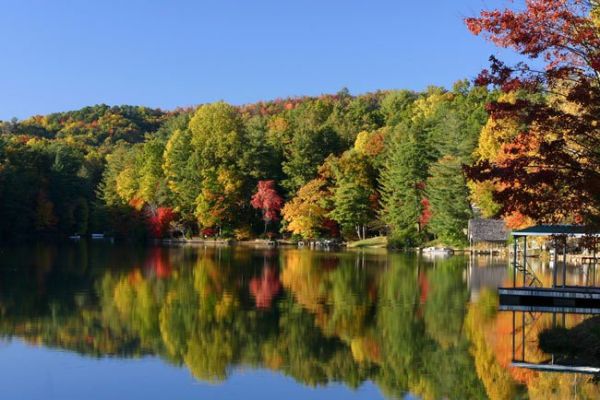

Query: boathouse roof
<box><xmin>513</xmin><ymin>224</ymin><xmax>600</xmax><ymax>237</ymax></box>
<box><xmin>468</xmin><ymin>219</ymin><xmax>508</xmax><ymax>243</ymax></box>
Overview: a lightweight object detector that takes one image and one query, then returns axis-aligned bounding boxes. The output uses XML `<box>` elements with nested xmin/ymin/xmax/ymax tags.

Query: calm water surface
<box><xmin>0</xmin><ymin>243</ymin><xmax>597</xmax><ymax>399</ymax></box>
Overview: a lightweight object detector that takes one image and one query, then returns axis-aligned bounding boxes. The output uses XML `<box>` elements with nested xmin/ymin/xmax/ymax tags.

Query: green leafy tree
<box><xmin>138</xmin><ymin>137</ymin><xmax>171</xmax><ymax>207</ymax></box>
<box><xmin>189</xmin><ymin>102</ymin><xmax>246</xmax><ymax>170</ymax></box>
<box><xmin>329</xmin><ymin>180</ymin><xmax>372</xmax><ymax>240</ymax></box>
<box><xmin>163</xmin><ymin>128</ymin><xmax>198</xmax><ymax>217</ymax></box>
<box><xmin>101</xmin><ymin>144</ymin><xmax>137</xmax><ymax>206</ymax></box>
<box><xmin>195</xmin><ymin>168</ymin><xmax>244</xmax><ymax>235</ymax></box>
<box><xmin>318</xmin><ymin>149</ymin><xmax>379</xmax><ymax>240</ymax></box>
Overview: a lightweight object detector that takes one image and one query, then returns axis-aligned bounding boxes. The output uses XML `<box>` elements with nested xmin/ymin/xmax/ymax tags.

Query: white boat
<box><xmin>91</xmin><ymin>233</ymin><xmax>105</xmax><ymax>239</ymax></box>
<box><xmin>68</xmin><ymin>234</ymin><xmax>81</xmax><ymax>240</ymax></box>
<box><xmin>421</xmin><ymin>246</ymin><xmax>454</xmax><ymax>256</ymax></box>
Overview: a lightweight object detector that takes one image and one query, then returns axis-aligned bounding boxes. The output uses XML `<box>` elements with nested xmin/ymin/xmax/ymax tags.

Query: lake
<box><xmin>0</xmin><ymin>243</ymin><xmax>597</xmax><ymax>399</ymax></box>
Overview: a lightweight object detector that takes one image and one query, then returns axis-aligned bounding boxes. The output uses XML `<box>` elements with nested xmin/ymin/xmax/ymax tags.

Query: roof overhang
<box><xmin>512</xmin><ymin>224</ymin><xmax>600</xmax><ymax>237</ymax></box>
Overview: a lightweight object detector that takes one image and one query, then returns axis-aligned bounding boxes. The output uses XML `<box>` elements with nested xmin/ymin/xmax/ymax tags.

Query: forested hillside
<box><xmin>0</xmin><ymin>83</ymin><xmax>501</xmax><ymax>246</ymax></box>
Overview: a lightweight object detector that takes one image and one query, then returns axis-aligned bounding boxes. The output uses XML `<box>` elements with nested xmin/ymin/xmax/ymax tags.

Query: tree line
<box><xmin>0</xmin><ymin>83</ymin><xmax>496</xmax><ymax>247</ymax></box>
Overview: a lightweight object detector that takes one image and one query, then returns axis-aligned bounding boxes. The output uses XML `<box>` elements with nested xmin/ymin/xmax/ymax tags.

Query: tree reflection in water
<box><xmin>0</xmin><ymin>243</ymin><xmax>598</xmax><ymax>399</ymax></box>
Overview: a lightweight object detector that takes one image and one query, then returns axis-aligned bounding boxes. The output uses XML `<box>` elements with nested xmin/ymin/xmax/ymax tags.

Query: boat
<box><xmin>421</xmin><ymin>246</ymin><xmax>454</xmax><ymax>256</ymax></box>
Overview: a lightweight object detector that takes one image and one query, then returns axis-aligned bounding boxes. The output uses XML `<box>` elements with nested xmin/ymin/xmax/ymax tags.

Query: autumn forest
<box><xmin>0</xmin><ymin>82</ymin><xmax>491</xmax><ymax>246</ymax></box>
<box><xmin>2</xmin><ymin>0</ymin><xmax>600</xmax><ymax>246</ymax></box>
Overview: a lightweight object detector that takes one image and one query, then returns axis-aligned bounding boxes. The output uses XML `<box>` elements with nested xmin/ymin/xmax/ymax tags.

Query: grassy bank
<box><xmin>346</xmin><ymin>236</ymin><xmax>388</xmax><ymax>249</ymax></box>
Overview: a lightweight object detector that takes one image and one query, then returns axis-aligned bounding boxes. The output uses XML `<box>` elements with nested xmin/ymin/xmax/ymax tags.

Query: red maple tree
<box><xmin>147</xmin><ymin>207</ymin><xmax>176</xmax><ymax>238</ymax></box>
<box><xmin>465</xmin><ymin>0</ymin><xmax>600</xmax><ymax>227</ymax></box>
<box><xmin>251</xmin><ymin>180</ymin><xmax>284</xmax><ymax>234</ymax></box>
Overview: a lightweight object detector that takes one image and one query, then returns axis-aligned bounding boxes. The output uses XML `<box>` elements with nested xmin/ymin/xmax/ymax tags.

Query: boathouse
<box><xmin>500</xmin><ymin>224</ymin><xmax>600</xmax><ymax>313</ymax></box>
<box><xmin>467</xmin><ymin>218</ymin><xmax>508</xmax><ymax>253</ymax></box>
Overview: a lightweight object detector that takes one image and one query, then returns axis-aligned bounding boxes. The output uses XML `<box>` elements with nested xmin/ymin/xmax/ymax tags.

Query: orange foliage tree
<box><xmin>465</xmin><ymin>0</ymin><xmax>600</xmax><ymax>226</ymax></box>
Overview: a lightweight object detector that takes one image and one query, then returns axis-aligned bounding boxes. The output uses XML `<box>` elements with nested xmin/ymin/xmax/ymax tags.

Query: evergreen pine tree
<box><xmin>425</xmin><ymin>83</ymin><xmax>488</xmax><ymax>246</ymax></box>
<box><xmin>379</xmin><ymin>125</ymin><xmax>430</xmax><ymax>247</ymax></box>
<box><xmin>427</xmin><ymin>156</ymin><xmax>472</xmax><ymax>246</ymax></box>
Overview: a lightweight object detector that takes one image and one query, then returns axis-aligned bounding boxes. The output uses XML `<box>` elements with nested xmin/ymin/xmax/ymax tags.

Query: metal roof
<box><xmin>468</xmin><ymin>219</ymin><xmax>508</xmax><ymax>242</ymax></box>
<box><xmin>512</xmin><ymin>224</ymin><xmax>600</xmax><ymax>237</ymax></box>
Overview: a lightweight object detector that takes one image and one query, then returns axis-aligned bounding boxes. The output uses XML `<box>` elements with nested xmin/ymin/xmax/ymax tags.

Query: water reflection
<box><xmin>0</xmin><ymin>243</ymin><xmax>598</xmax><ymax>399</ymax></box>
<box><xmin>473</xmin><ymin>253</ymin><xmax>600</xmax><ymax>398</ymax></box>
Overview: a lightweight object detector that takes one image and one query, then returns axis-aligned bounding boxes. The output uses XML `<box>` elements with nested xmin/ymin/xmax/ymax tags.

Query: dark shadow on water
<box><xmin>539</xmin><ymin>316</ymin><xmax>600</xmax><ymax>369</ymax></box>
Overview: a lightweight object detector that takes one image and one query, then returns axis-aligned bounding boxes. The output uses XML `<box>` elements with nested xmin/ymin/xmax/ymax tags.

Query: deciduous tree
<box><xmin>282</xmin><ymin>178</ymin><xmax>332</xmax><ymax>238</ymax></box>
<box><xmin>465</xmin><ymin>0</ymin><xmax>600</xmax><ymax>226</ymax></box>
<box><xmin>251</xmin><ymin>180</ymin><xmax>284</xmax><ymax>234</ymax></box>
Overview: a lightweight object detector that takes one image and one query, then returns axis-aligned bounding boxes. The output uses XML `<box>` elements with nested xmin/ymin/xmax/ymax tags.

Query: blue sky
<box><xmin>0</xmin><ymin>0</ymin><xmax>519</xmax><ymax>120</ymax></box>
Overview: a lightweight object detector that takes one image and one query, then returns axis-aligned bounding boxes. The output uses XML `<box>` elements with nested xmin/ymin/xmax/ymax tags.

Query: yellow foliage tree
<box><xmin>474</xmin><ymin>93</ymin><xmax>520</xmax><ymax>162</ymax></box>
<box><xmin>281</xmin><ymin>178</ymin><xmax>331</xmax><ymax>238</ymax></box>
<box><xmin>469</xmin><ymin>92</ymin><xmax>520</xmax><ymax>218</ymax></box>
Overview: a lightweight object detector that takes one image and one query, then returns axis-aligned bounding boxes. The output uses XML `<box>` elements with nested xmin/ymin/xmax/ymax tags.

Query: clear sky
<box><xmin>0</xmin><ymin>0</ymin><xmax>519</xmax><ymax>120</ymax></box>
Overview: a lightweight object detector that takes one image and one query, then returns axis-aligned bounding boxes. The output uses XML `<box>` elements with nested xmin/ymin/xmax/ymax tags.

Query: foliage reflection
<box><xmin>0</xmin><ymin>244</ymin><xmax>598</xmax><ymax>399</ymax></box>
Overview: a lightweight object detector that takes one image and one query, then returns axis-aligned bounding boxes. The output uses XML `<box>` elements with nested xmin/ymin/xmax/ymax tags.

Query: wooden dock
<box><xmin>499</xmin><ymin>286</ymin><xmax>600</xmax><ymax>313</ymax></box>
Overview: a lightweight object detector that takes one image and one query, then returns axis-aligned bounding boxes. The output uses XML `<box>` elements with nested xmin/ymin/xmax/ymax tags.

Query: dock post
<box><xmin>594</xmin><ymin>247</ymin><xmax>597</xmax><ymax>287</ymax></box>
<box><xmin>512</xmin><ymin>311</ymin><xmax>516</xmax><ymax>361</ymax></box>
<box><xmin>563</xmin><ymin>239</ymin><xmax>567</xmax><ymax>288</ymax></box>
<box><xmin>553</xmin><ymin>248</ymin><xmax>558</xmax><ymax>288</ymax></box>
<box><xmin>523</xmin><ymin>236</ymin><xmax>527</xmax><ymax>286</ymax></box>
<box><xmin>521</xmin><ymin>311</ymin><xmax>525</xmax><ymax>361</ymax></box>
<box><xmin>513</xmin><ymin>237</ymin><xmax>518</xmax><ymax>287</ymax></box>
